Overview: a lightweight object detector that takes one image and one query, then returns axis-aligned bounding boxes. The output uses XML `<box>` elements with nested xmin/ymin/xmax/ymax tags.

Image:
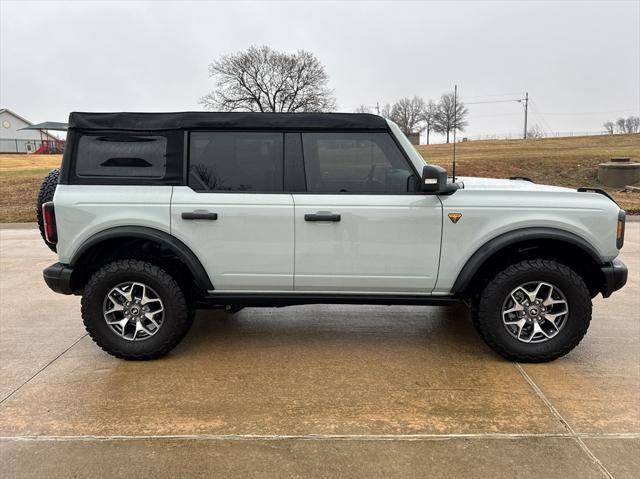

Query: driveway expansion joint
<box><xmin>515</xmin><ymin>364</ymin><xmax>615</xmax><ymax>479</ymax></box>
<box><xmin>0</xmin><ymin>334</ymin><xmax>88</xmax><ymax>406</ymax></box>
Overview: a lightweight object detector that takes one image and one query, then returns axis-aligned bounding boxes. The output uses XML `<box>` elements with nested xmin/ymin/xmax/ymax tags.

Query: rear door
<box><xmin>171</xmin><ymin>131</ymin><xmax>294</xmax><ymax>291</ymax></box>
<box><xmin>293</xmin><ymin>132</ymin><xmax>442</xmax><ymax>293</ymax></box>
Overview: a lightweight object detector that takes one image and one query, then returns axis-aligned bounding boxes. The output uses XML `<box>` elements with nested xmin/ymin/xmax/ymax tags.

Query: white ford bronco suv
<box><xmin>39</xmin><ymin>112</ymin><xmax>628</xmax><ymax>362</ymax></box>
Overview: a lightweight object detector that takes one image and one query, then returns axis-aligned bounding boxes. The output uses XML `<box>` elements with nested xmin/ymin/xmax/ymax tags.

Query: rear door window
<box><xmin>188</xmin><ymin>132</ymin><xmax>283</xmax><ymax>192</ymax></box>
<box><xmin>75</xmin><ymin>134</ymin><xmax>167</xmax><ymax>178</ymax></box>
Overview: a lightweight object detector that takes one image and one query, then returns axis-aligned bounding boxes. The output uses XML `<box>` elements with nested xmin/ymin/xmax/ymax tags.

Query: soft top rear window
<box><xmin>75</xmin><ymin>134</ymin><xmax>167</xmax><ymax>178</ymax></box>
<box><xmin>65</xmin><ymin>130</ymin><xmax>184</xmax><ymax>185</ymax></box>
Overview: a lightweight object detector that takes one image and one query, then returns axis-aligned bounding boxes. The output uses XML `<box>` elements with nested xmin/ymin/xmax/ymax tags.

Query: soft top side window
<box><xmin>188</xmin><ymin>132</ymin><xmax>284</xmax><ymax>192</ymax></box>
<box><xmin>76</xmin><ymin>135</ymin><xmax>167</xmax><ymax>178</ymax></box>
<box><xmin>301</xmin><ymin>132</ymin><xmax>418</xmax><ymax>194</ymax></box>
<box><xmin>70</xmin><ymin>130</ymin><xmax>183</xmax><ymax>185</ymax></box>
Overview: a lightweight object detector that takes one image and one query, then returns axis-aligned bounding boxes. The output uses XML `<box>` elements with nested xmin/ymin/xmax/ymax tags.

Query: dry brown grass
<box><xmin>0</xmin><ymin>175</ymin><xmax>46</xmax><ymax>222</ymax></box>
<box><xmin>1</xmin><ymin>134</ymin><xmax>639</xmax><ymax>223</ymax></box>
<box><xmin>0</xmin><ymin>154</ymin><xmax>61</xmax><ymax>172</ymax></box>
<box><xmin>0</xmin><ymin>155</ymin><xmax>62</xmax><ymax>222</ymax></box>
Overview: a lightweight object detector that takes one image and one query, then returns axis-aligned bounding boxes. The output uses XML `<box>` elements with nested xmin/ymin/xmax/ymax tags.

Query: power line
<box><xmin>463</xmin><ymin>94</ymin><xmax>529</xmax><ymax>139</ymax></box>
<box><xmin>470</xmin><ymin>112</ymin><xmax>523</xmax><ymax>118</ymax></box>
<box><xmin>460</xmin><ymin>92</ymin><xmax>524</xmax><ymax>99</ymax></box>
<box><xmin>528</xmin><ymin>100</ymin><xmax>554</xmax><ymax>134</ymax></box>
<box><xmin>464</xmin><ymin>98</ymin><xmax>524</xmax><ymax>105</ymax></box>
<box><xmin>531</xmin><ymin>108</ymin><xmax>637</xmax><ymax>117</ymax></box>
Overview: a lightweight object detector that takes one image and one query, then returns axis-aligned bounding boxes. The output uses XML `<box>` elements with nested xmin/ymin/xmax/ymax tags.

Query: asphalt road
<box><xmin>1</xmin><ymin>225</ymin><xmax>638</xmax><ymax>478</ymax></box>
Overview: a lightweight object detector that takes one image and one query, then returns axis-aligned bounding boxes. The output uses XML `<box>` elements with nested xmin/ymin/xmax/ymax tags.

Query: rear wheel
<box><xmin>81</xmin><ymin>260</ymin><xmax>194</xmax><ymax>360</ymax></box>
<box><xmin>474</xmin><ymin>259</ymin><xmax>592</xmax><ymax>362</ymax></box>
<box><xmin>36</xmin><ymin>168</ymin><xmax>60</xmax><ymax>252</ymax></box>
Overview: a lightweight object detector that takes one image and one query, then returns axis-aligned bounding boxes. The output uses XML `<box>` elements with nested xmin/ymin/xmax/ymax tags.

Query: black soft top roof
<box><xmin>68</xmin><ymin>111</ymin><xmax>389</xmax><ymax>131</ymax></box>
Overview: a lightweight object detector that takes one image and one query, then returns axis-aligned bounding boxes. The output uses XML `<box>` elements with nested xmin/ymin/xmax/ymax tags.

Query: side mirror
<box><xmin>421</xmin><ymin>165</ymin><xmax>449</xmax><ymax>193</ymax></box>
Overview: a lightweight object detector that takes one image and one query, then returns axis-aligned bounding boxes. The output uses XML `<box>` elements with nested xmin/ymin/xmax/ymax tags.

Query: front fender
<box><xmin>449</xmin><ymin>227</ymin><xmax>602</xmax><ymax>294</ymax></box>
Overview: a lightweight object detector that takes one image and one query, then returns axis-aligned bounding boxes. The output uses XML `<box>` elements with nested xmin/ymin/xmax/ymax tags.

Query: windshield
<box><xmin>386</xmin><ymin>120</ymin><xmax>426</xmax><ymax>170</ymax></box>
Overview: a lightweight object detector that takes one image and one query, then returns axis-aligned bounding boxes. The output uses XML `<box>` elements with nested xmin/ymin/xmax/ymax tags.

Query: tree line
<box><xmin>603</xmin><ymin>116</ymin><xmax>640</xmax><ymax>134</ymax></box>
<box><xmin>355</xmin><ymin>95</ymin><xmax>469</xmax><ymax>144</ymax></box>
<box><xmin>200</xmin><ymin>45</ymin><xmax>635</xmax><ymax>143</ymax></box>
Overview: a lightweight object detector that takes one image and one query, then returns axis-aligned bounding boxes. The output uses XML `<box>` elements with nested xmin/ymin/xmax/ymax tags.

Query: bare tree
<box><xmin>604</xmin><ymin>116</ymin><xmax>640</xmax><ymax>134</ymax></box>
<box><xmin>625</xmin><ymin>116</ymin><xmax>640</xmax><ymax>133</ymax></box>
<box><xmin>420</xmin><ymin>100</ymin><xmax>438</xmax><ymax>145</ymax></box>
<box><xmin>379</xmin><ymin>103</ymin><xmax>393</xmax><ymax>119</ymax></box>
<box><xmin>200</xmin><ymin>45</ymin><xmax>336</xmax><ymax>112</ymax></box>
<box><xmin>354</xmin><ymin>104</ymin><xmax>372</xmax><ymax>114</ymax></box>
<box><xmin>527</xmin><ymin>125</ymin><xmax>545</xmax><ymax>139</ymax></box>
<box><xmin>603</xmin><ymin>121</ymin><xmax>615</xmax><ymax>134</ymax></box>
<box><xmin>389</xmin><ymin>97</ymin><xmax>426</xmax><ymax>135</ymax></box>
<box><xmin>433</xmin><ymin>92</ymin><xmax>469</xmax><ymax>143</ymax></box>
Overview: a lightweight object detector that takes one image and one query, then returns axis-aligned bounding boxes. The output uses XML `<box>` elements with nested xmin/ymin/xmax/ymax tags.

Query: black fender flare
<box><xmin>450</xmin><ymin>227</ymin><xmax>603</xmax><ymax>294</ymax></box>
<box><xmin>70</xmin><ymin>226</ymin><xmax>213</xmax><ymax>290</ymax></box>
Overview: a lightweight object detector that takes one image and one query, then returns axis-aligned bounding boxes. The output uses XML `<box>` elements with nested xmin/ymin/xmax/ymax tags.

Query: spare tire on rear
<box><xmin>36</xmin><ymin>168</ymin><xmax>60</xmax><ymax>252</ymax></box>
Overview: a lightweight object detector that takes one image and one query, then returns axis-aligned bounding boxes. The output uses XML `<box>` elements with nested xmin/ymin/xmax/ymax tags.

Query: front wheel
<box><xmin>473</xmin><ymin>259</ymin><xmax>592</xmax><ymax>362</ymax></box>
<box><xmin>81</xmin><ymin>260</ymin><xmax>193</xmax><ymax>360</ymax></box>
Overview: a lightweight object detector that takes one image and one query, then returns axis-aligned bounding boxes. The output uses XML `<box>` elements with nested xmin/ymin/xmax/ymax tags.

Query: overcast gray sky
<box><xmin>1</xmin><ymin>0</ymin><xmax>638</xmax><ymax>140</ymax></box>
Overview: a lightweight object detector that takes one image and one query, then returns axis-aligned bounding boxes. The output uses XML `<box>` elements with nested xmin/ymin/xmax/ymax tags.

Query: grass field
<box><xmin>1</xmin><ymin>134</ymin><xmax>639</xmax><ymax>222</ymax></box>
<box><xmin>418</xmin><ymin>133</ymin><xmax>640</xmax><ymax>212</ymax></box>
<box><xmin>0</xmin><ymin>155</ymin><xmax>62</xmax><ymax>223</ymax></box>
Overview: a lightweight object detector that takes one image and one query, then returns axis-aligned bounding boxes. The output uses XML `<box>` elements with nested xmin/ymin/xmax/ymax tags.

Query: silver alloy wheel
<box><xmin>502</xmin><ymin>281</ymin><xmax>569</xmax><ymax>344</ymax></box>
<box><xmin>103</xmin><ymin>282</ymin><xmax>165</xmax><ymax>341</ymax></box>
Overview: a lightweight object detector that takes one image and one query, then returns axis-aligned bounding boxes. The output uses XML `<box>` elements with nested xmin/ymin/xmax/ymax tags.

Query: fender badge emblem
<box><xmin>448</xmin><ymin>212</ymin><xmax>463</xmax><ymax>224</ymax></box>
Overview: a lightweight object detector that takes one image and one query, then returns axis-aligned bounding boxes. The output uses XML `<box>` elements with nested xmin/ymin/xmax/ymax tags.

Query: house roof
<box><xmin>0</xmin><ymin>108</ymin><xmax>61</xmax><ymax>139</ymax></box>
<box><xmin>0</xmin><ymin>108</ymin><xmax>37</xmax><ymax>126</ymax></box>
<box><xmin>68</xmin><ymin>111</ymin><xmax>389</xmax><ymax>131</ymax></box>
<box><xmin>19</xmin><ymin>121</ymin><xmax>68</xmax><ymax>131</ymax></box>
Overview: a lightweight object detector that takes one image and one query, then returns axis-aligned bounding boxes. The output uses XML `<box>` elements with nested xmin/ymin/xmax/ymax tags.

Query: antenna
<box><xmin>452</xmin><ymin>84</ymin><xmax>457</xmax><ymax>181</ymax></box>
<box><xmin>523</xmin><ymin>92</ymin><xmax>529</xmax><ymax>139</ymax></box>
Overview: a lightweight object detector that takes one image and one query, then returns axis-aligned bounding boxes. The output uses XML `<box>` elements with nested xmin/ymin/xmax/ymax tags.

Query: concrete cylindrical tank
<box><xmin>598</xmin><ymin>157</ymin><xmax>640</xmax><ymax>188</ymax></box>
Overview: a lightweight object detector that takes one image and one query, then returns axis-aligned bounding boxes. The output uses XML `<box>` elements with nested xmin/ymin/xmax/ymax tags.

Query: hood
<box><xmin>457</xmin><ymin>176</ymin><xmax>574</xmax><ymax>193</ymax></box>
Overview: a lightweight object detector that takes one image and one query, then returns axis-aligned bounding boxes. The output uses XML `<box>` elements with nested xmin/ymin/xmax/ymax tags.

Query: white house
<box><xmin>0</xmin><ymin>108</ymin><xmax>61</xmax><ymax>153</ymax></box>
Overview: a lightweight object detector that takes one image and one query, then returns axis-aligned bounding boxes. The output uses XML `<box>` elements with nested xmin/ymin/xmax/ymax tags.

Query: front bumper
<box><xmin>43</xmin><ymin>262</ymin><xmax>74</xmax><ymax>295</ymax></box>
<box><xmin>600</xmin><ymin>259</ymin><xmax>628</xmax><ymax>298</ymax></box>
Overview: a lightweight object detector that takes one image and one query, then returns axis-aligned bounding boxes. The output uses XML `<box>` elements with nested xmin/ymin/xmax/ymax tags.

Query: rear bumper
<box><xmin>43</xmin><ymin>262</ymin><xmax>74</xmax><ymax>295</ymax></box>
<box><xmin>600</xmin><ymin>259</ymin><xmax>628</xmax><ymax>298</ymax></box>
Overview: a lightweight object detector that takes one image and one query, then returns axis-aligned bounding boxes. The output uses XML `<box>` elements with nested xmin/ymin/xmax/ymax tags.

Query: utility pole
<box><xmin>523</xmin><ymin>92</ymin><xmax>529</xmax><ymax>139</ymax></box>
<box><xmin>376</xmin><ymin>102</ymin><xmax>380</xmax><ymax>116</ymax></box>
<box><xmin>452</xmin><ymin>84</ymin><xmax>457</xmax><ymax>180</ymax></box>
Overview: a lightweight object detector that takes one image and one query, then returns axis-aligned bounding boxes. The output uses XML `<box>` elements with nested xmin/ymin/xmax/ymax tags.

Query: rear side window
<box><xmin>301</xmin><ymin>132</ymin><xmax>417</xmax><ymax>193</ymax></box>
<box><xmin>188</xmin><ymin>132</ymin><xmax>283</xmax><ymax>192</ymax></box>
<box><xmin>75</xmin><ymin>135</ymin><xmax>167</xmax><ymax>178</ymax></box>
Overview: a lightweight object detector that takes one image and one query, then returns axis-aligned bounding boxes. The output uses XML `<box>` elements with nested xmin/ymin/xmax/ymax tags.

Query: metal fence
<box><xmin>459</xmin><ymin>131</ymin><xmax>630</xmax><ymax>142</ymax></box>
<box><xmin>0</xmin><ymin>138</ymin><xmax>65</xmax><ymax>154</ymax></box>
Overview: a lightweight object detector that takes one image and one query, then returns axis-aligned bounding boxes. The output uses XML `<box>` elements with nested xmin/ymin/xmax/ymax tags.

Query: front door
<box><xmin>293</xmin><ymin>132</ymin><xmax>442</xmax><ymax>293</ymax></box>
<box><xmin>171</xmin><ymin>131</ymin><xmax>294</xmax><ymax>291</ymax></box>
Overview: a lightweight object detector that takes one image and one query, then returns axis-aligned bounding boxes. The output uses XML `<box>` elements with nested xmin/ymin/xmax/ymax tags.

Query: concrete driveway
<box><xmin>1</xmin><ymin>224</ymin><xmax>638</xmax><ymax>478</ymax></box>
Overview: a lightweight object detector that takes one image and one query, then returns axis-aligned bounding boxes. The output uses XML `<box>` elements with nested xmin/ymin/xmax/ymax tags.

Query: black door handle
<box><xmin>304</xmin><ymin>213</ymin><xmax>341</xmax><ymax>222</ymax></box>
<box><xmin>182</xmin><ymin>211</ymin><xmax>218</xmax><ymax>220</ymax></box>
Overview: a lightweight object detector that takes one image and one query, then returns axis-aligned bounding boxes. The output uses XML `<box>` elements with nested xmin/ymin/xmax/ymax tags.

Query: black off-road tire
<box><xmin>474</xmin><ymin>259</ymin><xmax>592</xmax><ymax>363</ymax></box>
<box><xmin>81</xmin><ymin>260</ymin><xmax>194</xmax><ymax>360</ymax></box>
<box><xmin>36</xmin><ymin>168</ymin><xmax>60</xmax><ymax>252</ymax></box>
